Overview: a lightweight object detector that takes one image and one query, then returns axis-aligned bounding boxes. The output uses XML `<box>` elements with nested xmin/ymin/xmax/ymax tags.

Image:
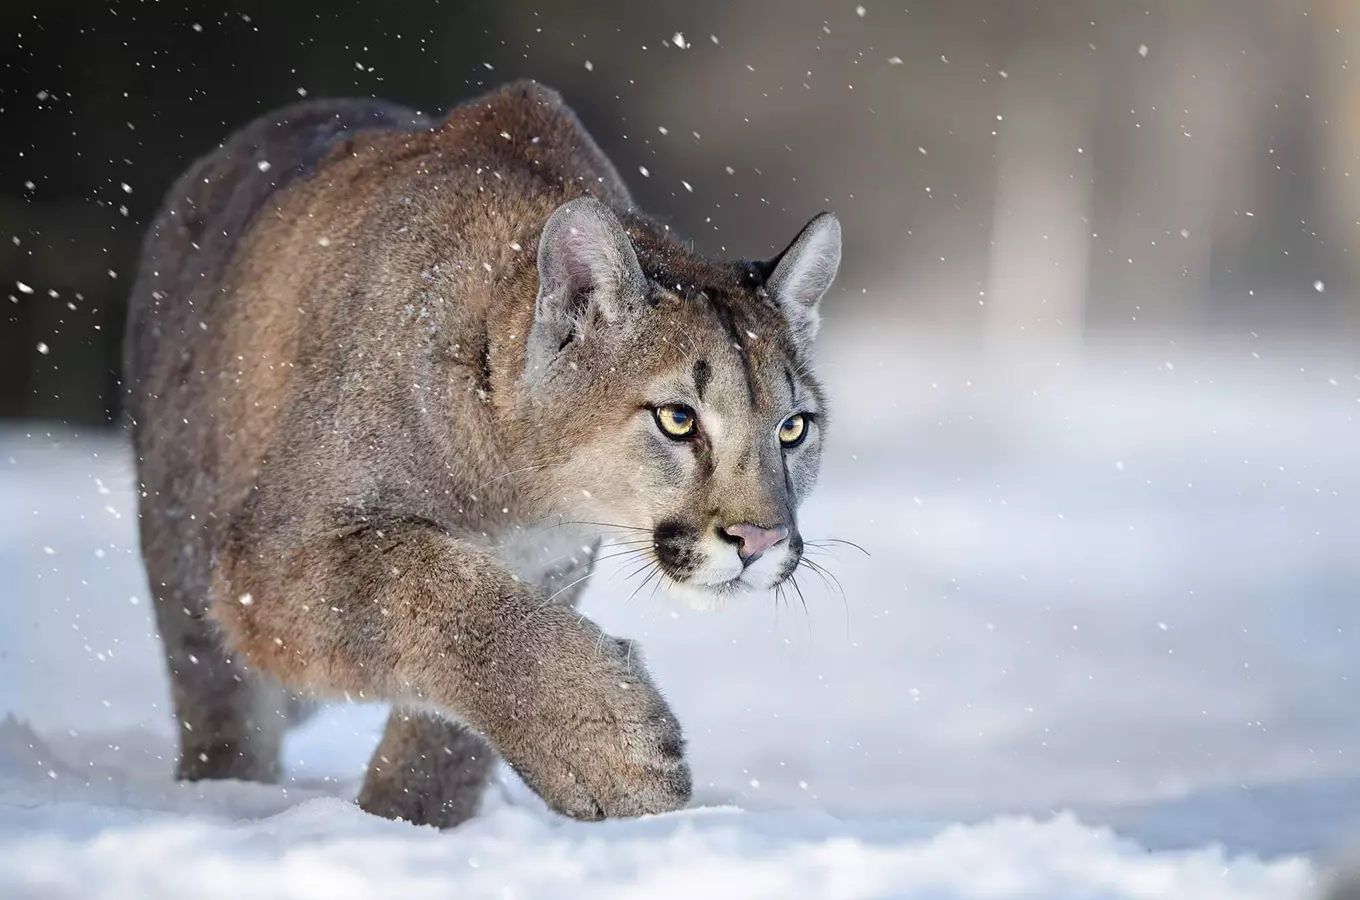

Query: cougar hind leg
<box><xmin>152</xmin><ymin>591</ymin><xmax>292</xmax><ymax>783</ymax></box>
<box><xmin>141</xmin><ymin>514</ymin><xmax>298</xmax><ymax>783</ymax></box>
<box><xmin>357</xmin><ymin>709</ymin><xmax>496</xmax><ymax>828</ymax></box>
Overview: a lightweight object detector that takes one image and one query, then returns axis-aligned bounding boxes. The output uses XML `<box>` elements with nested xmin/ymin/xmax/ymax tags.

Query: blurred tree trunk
<box><xmin>1085</xmin><ymin>0</ymin><xmax>1251</xmax><ymax>335</ymax></box>
<box><xmin>1313</xmin><ymin>0</ymin><xmax>1360</xmax><ymax>343</ymax></box>
<box><xmin>984</xmin><ymin>0</ymin><xmax>1095</xmax><ymax>363</ymax></box>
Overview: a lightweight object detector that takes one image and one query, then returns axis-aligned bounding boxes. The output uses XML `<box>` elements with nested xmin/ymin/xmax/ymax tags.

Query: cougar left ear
<box><xmin>766</xmin><ymin>212</ymin><xmax>841</xmax><ymax>346</ymax></box>
<box><xmin>525</xmin><ymin>196</ymin><xmax>646</xmax><ymax>382</ymax></box>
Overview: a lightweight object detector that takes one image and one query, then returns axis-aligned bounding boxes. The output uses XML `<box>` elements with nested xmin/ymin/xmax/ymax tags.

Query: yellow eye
<box><xmin>779</xmin><ymin>413</ymin><xmax>809</xmax><ymax>447</ymax></box>
<box><xmin>654</xmin><ymin>404</ymin><xmax>698</xmax><ymax>440</ymax></box>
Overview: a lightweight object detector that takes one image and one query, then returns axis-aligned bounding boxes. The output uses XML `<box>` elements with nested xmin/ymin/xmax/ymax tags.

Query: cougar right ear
<box><xmin>525</xmin><ymin>197</ymin><xmax>645</xmax><ymax>380</ymax></box>
<box><xmin>765</xmin><ymin>212</ymin><xmax>841</xmax><ymax>349</ymax></box>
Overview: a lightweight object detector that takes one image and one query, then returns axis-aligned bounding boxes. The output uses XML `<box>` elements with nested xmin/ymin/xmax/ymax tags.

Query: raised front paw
<box><xmin>502</xmin><ymin>635</ymin><xmax>692</xmax><ymax>821</ymax></box>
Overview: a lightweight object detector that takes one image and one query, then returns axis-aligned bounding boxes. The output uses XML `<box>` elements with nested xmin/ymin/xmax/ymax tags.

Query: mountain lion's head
<box><xmin>514</xmin><ymin>196</ymin><xmax>840</xmax><ymax>608</ymax></box>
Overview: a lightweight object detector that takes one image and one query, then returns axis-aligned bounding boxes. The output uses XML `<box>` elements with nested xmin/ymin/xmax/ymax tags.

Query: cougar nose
<box><xmin>720</xmin><ymin>523</ymin><xmax>790</xmax><ymax>562</ymax></box>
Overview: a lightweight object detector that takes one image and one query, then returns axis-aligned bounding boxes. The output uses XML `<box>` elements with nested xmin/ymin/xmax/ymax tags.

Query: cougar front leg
<box><xmin>216</xmin><ymin>516</ymin><xmax>690</xmax><ymax>821</ymax></box>
<box><xmin>356</xmin><ymin>537</ymin><xmax>603</xmax><ymax>827</ymax></box>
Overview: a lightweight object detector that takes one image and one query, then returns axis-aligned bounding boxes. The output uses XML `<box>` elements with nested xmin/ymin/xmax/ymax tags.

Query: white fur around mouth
<box><xmin>662</xmin><ymin>573</ymin><xmax>760</xmax><ymax>612</ymax></box>
<box><xmin>641</xmin><ymin>531</ymin><xmax>797</xmax><ymax>611</ymax></box>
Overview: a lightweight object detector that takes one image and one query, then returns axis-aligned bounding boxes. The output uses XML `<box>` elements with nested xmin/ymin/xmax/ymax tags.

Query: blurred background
<box><xmin>5</xmin><ymin>0</ymin><xmax>1360</xmax><ymax>876</ymax></box>
<box><xmin>4</xmin><ymin>0</ymin><xmax>1360</xmax><ymax>424</ymax></box>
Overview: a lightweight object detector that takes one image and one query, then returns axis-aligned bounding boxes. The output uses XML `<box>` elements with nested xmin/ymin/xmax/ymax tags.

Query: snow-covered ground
<box><xmin>3</xmin><ymin>335</ymin><xmax>1357</xmax><ymax>899</ymax></box>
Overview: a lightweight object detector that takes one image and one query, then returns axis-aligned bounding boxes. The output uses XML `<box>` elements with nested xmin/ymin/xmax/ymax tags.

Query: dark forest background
<box><xmin>5</xmin><ymin>0</ymin><xmax>1359</xmax><ymax>426</ymax></box>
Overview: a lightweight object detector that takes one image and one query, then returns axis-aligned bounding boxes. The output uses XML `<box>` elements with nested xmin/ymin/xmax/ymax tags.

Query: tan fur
<box><xmin>125</xmin><ymin>81</ymin><xmax>838</xmax><ymax>824</ymax></box>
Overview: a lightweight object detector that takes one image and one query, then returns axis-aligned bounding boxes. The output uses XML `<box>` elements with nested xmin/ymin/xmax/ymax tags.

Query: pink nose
<box><xmin>723</xmin><ymin>523</ymin><xmax>790</xmax><ymax>561</ymax></box>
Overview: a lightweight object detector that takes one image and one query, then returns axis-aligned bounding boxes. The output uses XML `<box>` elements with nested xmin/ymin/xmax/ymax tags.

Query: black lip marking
<box><xmin>775</xmin><ymin>531</ymin><xmax>805</xmax><ymax>582</ymax></box>
<box><xmin>653</xmin><ymin>519</ymin><xmax>700</xmax><ymax>575</ymax></box>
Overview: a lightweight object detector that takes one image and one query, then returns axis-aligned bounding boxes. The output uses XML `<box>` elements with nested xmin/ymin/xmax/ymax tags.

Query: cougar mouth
<box><xmin>636</xmin><ymin>518</ymin><xmax>802</xmax><ymax>610</ymax></box>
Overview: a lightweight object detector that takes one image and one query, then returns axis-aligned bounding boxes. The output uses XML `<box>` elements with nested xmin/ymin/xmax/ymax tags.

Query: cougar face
<box><xmin>518</xmin><ymin>197</ymin><xmax>840</xmax><ymax>608</ymax></box>
<box><xmin>630</xmin><ymin>321</ymin><xmax>825</xmax><ymax>606</ymax></box>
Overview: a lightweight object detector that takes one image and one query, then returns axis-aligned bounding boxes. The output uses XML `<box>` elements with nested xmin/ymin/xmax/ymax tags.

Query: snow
<box><xmin>4</xmin><ymin>334</ymin><xmax>1357</xmax><ymax>899</ymax></box>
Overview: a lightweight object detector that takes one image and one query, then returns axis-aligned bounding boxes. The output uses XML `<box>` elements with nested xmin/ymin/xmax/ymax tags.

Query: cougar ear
<box><xmin>526</xmin><ymin>196</ymin><xmax>645</xmax><ymax>380</ymax></box>
<box><xmin>766</xmin><ymin>212</ymin><xmax>841</xmax><ymax>346</ymax></box>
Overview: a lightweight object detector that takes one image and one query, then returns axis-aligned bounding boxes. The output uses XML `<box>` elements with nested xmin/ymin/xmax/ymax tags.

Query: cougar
<box><xmin>123</xmin><ymin>80</ymin><xmax>841</xmax><ymax>826</ymax></box>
